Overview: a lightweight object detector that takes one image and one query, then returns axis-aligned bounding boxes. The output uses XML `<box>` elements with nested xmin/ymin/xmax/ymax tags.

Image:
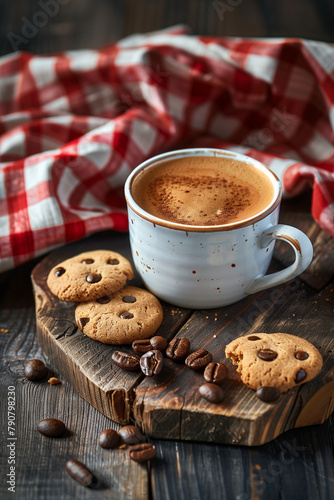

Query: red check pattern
<box><xmin>1</xmin><ymin>26</ymin><xmax>334</xmax><ymax>272</ymax></box>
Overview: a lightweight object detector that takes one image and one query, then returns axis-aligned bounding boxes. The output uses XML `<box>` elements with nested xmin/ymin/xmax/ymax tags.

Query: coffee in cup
<box><xmin>125</xmin><ymin>148</ymin><xmax>313</xmax><ymax>309</ymax></box>
<box><xmin>131</xmin><ymin>155</ymin><xmax>275</xmax><ymax>227</ymax></box>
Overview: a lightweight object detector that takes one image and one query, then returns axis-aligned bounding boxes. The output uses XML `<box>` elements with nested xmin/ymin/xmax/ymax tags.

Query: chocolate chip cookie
<box><xmin>47</xmin><ymin>250</ymin><xmax>134</xmax><ymax>302</ymax></box>
<box><xmin>225</xmin><ymin>333</ymin><xmax>323</xmax><ymax>393</ymax></box>
<box><xmin>75</xmin><ymin>286</ymin><xmax>163</xmax><ymax>344</ymax></box>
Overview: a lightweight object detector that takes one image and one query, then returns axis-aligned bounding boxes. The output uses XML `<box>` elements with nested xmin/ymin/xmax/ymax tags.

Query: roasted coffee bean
<box><xmin>66</xmin><ymin>459</ymin><xmax>98</xmax><ymax>488</ymax></box>
<box><xmin>123</xmin><ymin>296</ymin><xmax>136</xmax><ymax>303</ymax></box>
<box><xmin>37</xmin><ymin>418</ymin><xmax>66</xmax><ymax>437</ymax></box>
<box><xmin>185</xmin><ymin>349</ymin><xmax>212</xmax><ymax>371</ymax></box>
<box><xmin>256</xmin><ymin>386</ymin><xmax>281</xmax><ymax>402</ymax></box>
<box><xmin>295</xmin><ymin>369</ymin><xmax>307</xmax><ymax>384</ymax></box>
<box><xmin>257</xmin><ymin>349</ymin><xmax>278</xmax><ymax>361</ymax></box>
<box><xmin>96</xmin><ymin>296</ymin><xmax>111</xmax><ymax>304</ymax></box>
<box><xmin>248</xmin><ymin>335</ymin><xmax>261</xmax><ymax>341</ymax></box>
<box><xmin>199</xmin><ymin>383</ymin><xmax>225</xmax><ymax>403</ymax></box>
<box><xmin>140</xmin><ymin>350</ymin><xmax>164</xmax><ymax>377</ymax></box>
<box><xmin>203</xmin><ymin>362</ymin><xmax>227</xmax><ymax>385</ymax></box>
<box><xmin>81</xmin><ymin>258</ymin><xmax>94</xmax><ymax>264</ymax></box>
<box><xmin>118</xmin><ymin>425</ymin><xmax>145</xmax><ymax>445</ymax></box>
<box><xmin>132</xmin><ymin>336</ymin><xmax>168</xmax><ymax>355</ymax></box>
<box><xmin>107</xmin><ymin>258</ymin><xmax>119</xmax><ymax>265</ymax></box>
<box><xmin>55</xmin><ymin>267</ymin><xmax>65</xmax><ymax>277</ymax></box>
<box><xmin>120</xmin><ymin>312</ymin><xmax>134</xmax><ymax>319</ymax></box>
<box><xmin>24</xmin><ymin>359</ymin><xmax>48</xmax><ymax>381</ymax></box>
<box><xmin>98</xmin><ymin>429</ymin><xmax>120</xmax><ymax>449</ymax></box>
<box><xmin>166</xmin><ymin>337</ymin><xmax>190</xmax><ymax>361</ymax></box>
<box><xmin>295</xmin><ymin>351</ymin><xmax>309</xmax><ymax>360</ymax></box>
<box><xmin>150</xmin><ymin>336</ymin><xmax>168</xmax><ymax>351</ymax></box>
<box><xmin>112</xmin><ymin>351</ymin><xmax>140</xmax><ymax>371</ymax></box>
<box><xmin>129</xmin><ymin>443</ymin><xmax>156</xmax><ymax>463</ymax></box>
<box><xmin>77</xmin><ymin>317</ymin><xmax>90</xmax><ymax>331</ymax></box>
<box><xmin>86</xmin><ymin>273</ymin><xmax>102</xmax><ymax>283</ymax></box>
<box><xmin>132</xmin><ymin>339</ymin><xmax>152</xmax><ymax>355</ymax></box>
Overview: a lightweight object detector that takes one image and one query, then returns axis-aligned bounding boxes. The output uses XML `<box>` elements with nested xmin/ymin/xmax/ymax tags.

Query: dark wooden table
<box><xmin>0</xmin><ymin>196</ymin><xmax>334</xmax><ymax>500</ymax></box>
<box><xmin>1</xmin><ymin>2</ymin><xmax>334</xmax><ymax>498</ymax></box>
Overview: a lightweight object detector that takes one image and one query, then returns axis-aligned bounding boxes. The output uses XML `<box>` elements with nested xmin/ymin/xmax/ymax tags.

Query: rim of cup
<box><xmin>124</xmin><ymin>148</ymin><xmax>282</xmax><ymax>232</ymax></box>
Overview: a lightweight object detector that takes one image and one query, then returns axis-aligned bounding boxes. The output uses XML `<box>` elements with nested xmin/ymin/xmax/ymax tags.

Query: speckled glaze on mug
<box><xmin>124</xmin><ymin>149</ymin><xmax>313</xmax><ymax>309</ymax></box>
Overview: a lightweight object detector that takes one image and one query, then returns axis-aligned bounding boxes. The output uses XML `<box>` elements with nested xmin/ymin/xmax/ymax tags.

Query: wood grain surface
<box><xmin>1</xmin><ymin>0</ymin><xmax>333</xmax><ymax>57</ymax></box>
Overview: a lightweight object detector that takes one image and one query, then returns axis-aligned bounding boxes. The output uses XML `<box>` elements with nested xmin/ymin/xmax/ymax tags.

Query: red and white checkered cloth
<box><xmin>1</xmin><ymin>26</ymin><xmax>334</xmax><ymax>272</ymax></box>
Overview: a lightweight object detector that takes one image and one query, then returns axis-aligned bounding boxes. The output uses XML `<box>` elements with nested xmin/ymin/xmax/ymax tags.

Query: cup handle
<box><xmin>245</xmin><ymin>224</ymin><xmax>313</xmax><ymax>294</ymax></box>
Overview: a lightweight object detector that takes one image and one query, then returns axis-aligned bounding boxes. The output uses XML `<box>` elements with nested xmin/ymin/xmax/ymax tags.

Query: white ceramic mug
<box><xmin>124</xmin><ymin>148</ymin><xmax>313</xmax><ymax>309</ymax></box>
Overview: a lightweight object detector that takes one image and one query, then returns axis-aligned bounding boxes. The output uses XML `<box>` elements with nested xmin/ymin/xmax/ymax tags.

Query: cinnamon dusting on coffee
<box><xmin>132</xmin><ymin>156</ymin><xmax>274</xmax><ymax>226</ymax></box>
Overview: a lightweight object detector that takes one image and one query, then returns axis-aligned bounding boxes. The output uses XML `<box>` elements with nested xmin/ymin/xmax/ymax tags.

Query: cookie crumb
<box><xmin>48</xmin><ymin>377</ymin><xmax>60</xmax><ymax>385</ymax></box>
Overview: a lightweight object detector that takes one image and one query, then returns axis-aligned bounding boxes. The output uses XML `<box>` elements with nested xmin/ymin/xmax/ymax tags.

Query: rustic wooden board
<box><xmin>32</xmin><ymin>232</ymin><xmax>192</xmax><ymax>425</ymax></box>
<box><xmin>135</xmin><ymin>278</ymin><xmax>334</xmax><ymax>445</ymax></box>
<box><xmin>32</xmin><ymin>229</ymin><xmax>334</xmax><ymax>446</ymax></box>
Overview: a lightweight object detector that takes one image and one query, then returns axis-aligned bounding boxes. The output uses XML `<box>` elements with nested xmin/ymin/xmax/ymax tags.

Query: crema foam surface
<box><xmin>131</xmin><ymin>156</ymin><xmax>275</xmax><ymax>226</ymax></box>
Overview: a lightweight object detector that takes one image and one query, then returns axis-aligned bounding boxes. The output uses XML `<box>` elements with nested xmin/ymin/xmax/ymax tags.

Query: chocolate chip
<box><xmin>120</xmin><ymin>312</ymin><xmax>134</xmax><ymax>319</ymax></box>
<box><xmin>256</xmin><ymin>386</ymin><xmax>281</xmax><ymax>402</ymax></box>
<box><xmin>77</xmin><ymin>317</ymin><xmax>90</xmax><ymax>331</ymax></box>
<box><xmin>98</xmin><ymin>429</ymin><xmax>120</xmax><ymax>449</ymax></box>
<box><xmin>248</xmin><ymin>335</ymin><xmax>261</xmax><ymax>341</ymax></box>
<box><xmin>81</xmin><ymin>258</ymin><xmax>94</xmax><ymax>264</ymax></box>
<box><xmin>96</xmin><ymin>296</ymin><xmax>111</xmax><ymax>304</ymax></box>
<box><xmin>86</xmin><ymin>273</ymin><xmax>102</xmax><ymax>283</ymax></box>
<box><xmin>295</xmin><ymin>351</ymin><xmax>309</xmax><ymax>360</ymax></box>
<box><xmin>295</xmin><ymin>369</ymin><xmax>307</xmax><ymax>384</ymax></box>
<box><xmin>55</xmin><ymin>267</ymin><xmax>65</xmax><ymax>277</ymax></box>
<box><xmin>257</xmin><ymin>349</ymin><xmax>278</xmax><ymax>361</ymax></box>
<box><xmin>107</xmin><ymin>258</ymin><xmax>119</xmax><ymax>265</ymax></box>
<box><xmin>122</xmin><ymin>296</ymin><xmax>136</xmax><ymax>303</ymax></box>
